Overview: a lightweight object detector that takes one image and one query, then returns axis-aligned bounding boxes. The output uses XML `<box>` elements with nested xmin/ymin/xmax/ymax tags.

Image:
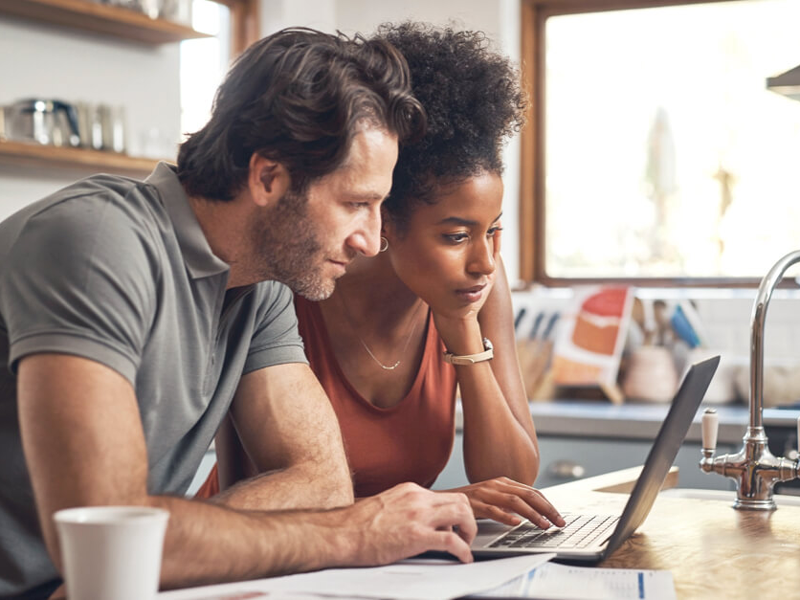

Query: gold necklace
<box><xmin>338</xmin><ymin>293</ymin><xmax>423</xmax><ymax>371</ymax></box>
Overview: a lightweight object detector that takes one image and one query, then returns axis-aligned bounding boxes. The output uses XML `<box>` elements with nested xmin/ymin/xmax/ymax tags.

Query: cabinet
<box><xmin>0</xmin><ymin>0</ymin><xmax>209</xmax><ymax>176</ymax></box>
<box><xmin>535</xmin><ymin>435</ymin><xmax>736</xmax><ymax>490</ymax></box>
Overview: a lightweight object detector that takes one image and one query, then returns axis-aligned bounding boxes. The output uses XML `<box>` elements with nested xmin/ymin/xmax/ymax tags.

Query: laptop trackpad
<box><xmin>474</xmin><ymin>519</ymin><xmax>517</xmax><ymax>548</ymax></box>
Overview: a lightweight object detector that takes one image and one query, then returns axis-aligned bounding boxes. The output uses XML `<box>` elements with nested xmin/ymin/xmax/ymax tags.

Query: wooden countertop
<box><xmin>542</xmin><ymin>467</ymin><xmax>800</xmax><ymax>600</ymax></box>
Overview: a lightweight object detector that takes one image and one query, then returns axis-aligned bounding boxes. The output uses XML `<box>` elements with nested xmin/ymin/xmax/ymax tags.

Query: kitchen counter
<box><xmin>529</xmin><ymin>400</ymin><xmax>800</xmax><ymax>444</ymax></box>
<box><xmin>443</xmin><ymin>400</ymin><xmax>800</xmax><ymax>492</ymax></box>
<box><xmin>546</xmin><ymin>467</ymin><xmax>800</xmax><ymax>600</ymax></box>
<box><xmin>456</xmin><ymin>400</ymin><xmax>800</xmax><ymax>445</ymax></box>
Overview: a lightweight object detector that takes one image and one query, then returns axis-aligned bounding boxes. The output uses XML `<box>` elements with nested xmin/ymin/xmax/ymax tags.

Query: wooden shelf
<box><xmin>0</xmin><ymin>139</ymin><xmax>169</xmax><ymax>176</ymax></box>
<box><xmin>0</xmin><ymin>0</ymin><xmax>211</xmax><ymax>44</ymax></box>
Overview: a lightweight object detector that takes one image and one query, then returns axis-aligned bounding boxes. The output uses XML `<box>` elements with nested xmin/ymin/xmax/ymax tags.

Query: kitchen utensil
<box><xmin>99</xmin><ymin>104</ymin><xmax>127</xmax><ymax>153</ymax></box>
<box><xmin>513</xmin><ymin>307</ymin><xmax>527</xmax><ymax>333</ymax></box>
<box><xmin>518</xmin><ymin>310</ymin><xmax>560</xmax><ymax>400</ymax></box>
<box><xmin>157</xmin><ymin>0</ymin><xmax>193</xmax><ymax>24</ymax></box>
<box><xmin>3</xmin><ymin>99</ymin><xmax>80</xmax><ymax>147</ymax></box>
<box><xmin>139</xmin><ymin>0</ymin><xmax>162</xmax><ymax>19</ymax></box>
<box><xmin>670</xmin><ymin>304</ymin><xmax>701</xmax><ymax>348</ymax></box>
<box><xmin>622</xmin><ymin>345</ymin><xmax>678</xmax><ymax>403</ymax></box>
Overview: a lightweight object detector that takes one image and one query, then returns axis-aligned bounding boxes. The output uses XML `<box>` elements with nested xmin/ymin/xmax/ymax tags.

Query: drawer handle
<box><xmin>547</xmin><ymin>460</ymin><xmax>586</xmax><ymax>480</ymax></box>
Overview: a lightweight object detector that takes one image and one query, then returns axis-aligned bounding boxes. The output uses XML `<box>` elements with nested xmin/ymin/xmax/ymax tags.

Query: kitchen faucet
<box><xmin>699</xmin><ymin>250</ymin><xmax>800</xmax><ymax>510</ymax></box>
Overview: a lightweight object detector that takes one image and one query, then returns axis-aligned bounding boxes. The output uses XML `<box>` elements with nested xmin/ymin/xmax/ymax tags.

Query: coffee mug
<box><xmin>54</xmin><ymin>506</ymin><xmax>169</xmax><ymax>600</ymax></box>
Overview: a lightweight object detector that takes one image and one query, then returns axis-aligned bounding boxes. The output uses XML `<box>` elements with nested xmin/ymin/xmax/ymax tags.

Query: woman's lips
<box><xmin>455</xmin><ymin>284</ymin><xmax>486</xmax><ymax>303</ymax></box>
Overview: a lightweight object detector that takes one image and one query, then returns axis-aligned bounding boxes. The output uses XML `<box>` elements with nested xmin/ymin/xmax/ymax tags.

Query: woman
<box><xmin>199</xmin><ymin>22</ymin><xmax>563</xmax><ymax>529</ymax></box>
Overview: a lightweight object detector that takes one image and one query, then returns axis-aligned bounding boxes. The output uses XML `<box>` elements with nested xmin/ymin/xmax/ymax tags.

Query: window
<box><xmin>180</xmin><ymin>0</ymin><xmax>231</xmax><ymax>140</ymax></box>
<box><xmin>520</xmin><ymin>0</ymin><xmax>800</xmax><ymax>285</ymax></box>
<box><xmin>179</xmin><ymin>0</ymin><xmax>258</xmax><ymax>141</ymax></box>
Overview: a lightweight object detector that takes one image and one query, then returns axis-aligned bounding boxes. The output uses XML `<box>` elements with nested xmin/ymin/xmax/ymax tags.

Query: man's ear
<box><xmin>248</xmin><ymin>153</ymin><xmax>290</xmax><ymax>207</ymax></box>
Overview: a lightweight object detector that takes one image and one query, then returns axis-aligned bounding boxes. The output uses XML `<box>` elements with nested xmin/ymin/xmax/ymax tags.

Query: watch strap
<box><xmin>442</xmin><ymin>337</ymin><xmax>494</xmax><ymax>365</ymax></box>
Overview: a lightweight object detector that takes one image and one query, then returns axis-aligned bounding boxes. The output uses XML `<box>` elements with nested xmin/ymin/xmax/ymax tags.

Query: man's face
<box><xmin>250</xmin><ymin>126</ymin><xmax>398</xmax><ymax>300</ymax></box>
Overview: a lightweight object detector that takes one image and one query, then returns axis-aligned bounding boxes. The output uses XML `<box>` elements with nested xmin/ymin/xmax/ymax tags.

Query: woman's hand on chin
<box><xmin>441</xmin><ymin>477</ymin><xmax>566</xmax><ymax>529</ymax></box>
<box><xmin>430</xmin><ymin>272</ymin><xmax>496</xmax><ymax>333</ymax></box>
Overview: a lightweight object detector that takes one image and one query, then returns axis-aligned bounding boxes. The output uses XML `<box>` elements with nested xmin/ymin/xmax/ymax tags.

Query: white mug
<box><xmin>54</xmin><ymin>506</ymin><xmax>169</xmax><ymax>600</ymax></box>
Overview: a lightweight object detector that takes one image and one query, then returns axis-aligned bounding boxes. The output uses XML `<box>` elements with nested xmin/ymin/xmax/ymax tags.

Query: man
<box><xmin>0</xmin><ymin>28</ymin><xmax>476</xmax><ymax>599</ymax></box>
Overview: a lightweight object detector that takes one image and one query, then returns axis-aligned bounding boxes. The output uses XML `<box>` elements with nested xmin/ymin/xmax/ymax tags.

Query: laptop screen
<box><xmin>603</xmin><ymin>355</ymin><xmax>719</xmax><ymax>557</ymax></box>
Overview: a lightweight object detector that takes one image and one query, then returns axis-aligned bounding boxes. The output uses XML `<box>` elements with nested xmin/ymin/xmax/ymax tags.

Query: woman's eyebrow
<box><xmin>436</xmin><ymin>212</ymin><xmax>503</xmax><ymax>227</ymax></box>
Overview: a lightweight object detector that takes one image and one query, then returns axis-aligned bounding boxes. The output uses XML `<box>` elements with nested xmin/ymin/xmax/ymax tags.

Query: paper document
<box><xmin>159</xmin><ymin>554</ymin><xmax>555</xmax><ymax>600</ymax></box>
<box><xmin>472</xmin><ymin>562</ymin><xmax>676</xmax><ymax>600</ymax></box>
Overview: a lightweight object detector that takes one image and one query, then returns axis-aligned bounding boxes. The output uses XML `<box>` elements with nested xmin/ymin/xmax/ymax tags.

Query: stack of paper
<box><xmin>472</xmin><ymin>562</ymin><xmax>676</xmax><ymax>600</ymax></box>
<box><xmin>159</xmin><ymin>554</ymin><xmax>554</xmax><ymax>600</ymax></box>
<box><xmin>159</xmin><ymin>555</ymin><xmax>676</xmax><ymax>600</ymax></box>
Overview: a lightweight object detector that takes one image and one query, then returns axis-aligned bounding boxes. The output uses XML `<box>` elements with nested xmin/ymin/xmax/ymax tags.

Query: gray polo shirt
<box><xmin>0</xmin><ymin>163</ymin><xmax>308</xmax><ymax>598</ymax></box>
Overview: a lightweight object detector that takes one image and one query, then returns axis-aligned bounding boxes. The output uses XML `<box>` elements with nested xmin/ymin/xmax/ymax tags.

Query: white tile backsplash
<box><xmin>512</xmin><ymin>288</ymin><xmax>800</xmax><ymax>366</ymax></box>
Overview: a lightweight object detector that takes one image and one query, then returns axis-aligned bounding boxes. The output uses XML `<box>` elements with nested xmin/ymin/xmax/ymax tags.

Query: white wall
<box><xmin>259</xmin><ymin>0</ymin><xmax>523</xmax><ymax>281</ymax></box>
<box><xmin>0</xmin><ymin>16</ymin><xmax>181</xmax><ymax>220</ymax></box>
<box><xmin>0</xmin><ymin>1</ymin><xmax>523</xmax><ymax>277</ymax></box>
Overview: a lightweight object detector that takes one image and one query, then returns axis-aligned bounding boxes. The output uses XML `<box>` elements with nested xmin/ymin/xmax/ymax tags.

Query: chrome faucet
<box><xmin>699</xmin><ymin>250</ymin><xmax>800</xmax><ymax>510</ymax></box>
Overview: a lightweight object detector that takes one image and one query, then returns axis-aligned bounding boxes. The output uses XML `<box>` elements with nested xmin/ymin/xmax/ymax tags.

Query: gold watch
<box><xmin>442</xmin><ymin>337</ymin><xmax>494</xmax><ymax>365</ymax></box>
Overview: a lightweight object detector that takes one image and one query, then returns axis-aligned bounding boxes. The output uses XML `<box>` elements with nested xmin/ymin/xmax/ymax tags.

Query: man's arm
<box><xmin>211</xmin><ymin>363</ymin><xmax>353</xmax><ymax>511</ymax></box>
<box><xmin>19</xmin><ymin>353</ymin><xmax>477</xmax><ymax>590</ymax></box>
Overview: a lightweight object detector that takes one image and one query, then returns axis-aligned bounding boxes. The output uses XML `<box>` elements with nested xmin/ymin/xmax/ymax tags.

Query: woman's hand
<box><xmin>443</xmin><ymin>477</ymin><xmax>566</xmax><ymax>529</ymax></box>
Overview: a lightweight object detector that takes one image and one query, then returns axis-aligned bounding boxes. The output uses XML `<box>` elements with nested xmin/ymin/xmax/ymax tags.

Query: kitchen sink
<box><xmin>659</xmin><ymin>488</ymin><xmax>800</xmax><ymax>506</ymax></box>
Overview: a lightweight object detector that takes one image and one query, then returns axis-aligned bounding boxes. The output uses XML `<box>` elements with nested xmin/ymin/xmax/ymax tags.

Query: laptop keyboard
<box><xmin>488</xmin><ymin>514</ymin><xmax>619</xmax><ymax>550</ymax></box>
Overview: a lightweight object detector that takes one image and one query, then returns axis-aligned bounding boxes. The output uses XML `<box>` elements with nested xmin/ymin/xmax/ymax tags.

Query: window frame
<box><xmin>518</xmin><ymin>0</ymin><xmax>768</xmax><ymax>288</ymax></box>
<box><xmin>211</xmin><ymin>0</ymin><xmax>260</xmax><ymax>57</ymax></box>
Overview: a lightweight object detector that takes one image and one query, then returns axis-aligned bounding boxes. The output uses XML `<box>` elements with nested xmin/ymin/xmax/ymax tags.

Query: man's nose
<box><xmin>347</xmin><ymin>207</ymin><xmax>382</xmax><ymax>257</ymax></box>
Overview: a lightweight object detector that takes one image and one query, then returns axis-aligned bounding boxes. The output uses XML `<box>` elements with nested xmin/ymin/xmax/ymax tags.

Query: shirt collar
<box><xmin>144</xmin><ymin>162</ymin><xmax>230</xmax><ymax>280</ymax></box>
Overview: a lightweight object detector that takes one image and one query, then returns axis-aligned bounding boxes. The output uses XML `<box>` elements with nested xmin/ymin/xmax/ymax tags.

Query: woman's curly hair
<box><xmin>375</xmin><ymin>22</ymin><xmax>527</xmax><ymax>230</ymax></box>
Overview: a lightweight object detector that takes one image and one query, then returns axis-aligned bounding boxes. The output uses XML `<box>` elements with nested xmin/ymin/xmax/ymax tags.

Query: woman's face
<box><xmin>383</xmin><ymin>171</ymin><xmax>503</xmax><ymax>317</ymax></box>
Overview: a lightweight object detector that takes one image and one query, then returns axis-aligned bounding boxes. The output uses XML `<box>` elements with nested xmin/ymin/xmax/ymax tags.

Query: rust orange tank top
<box><xmin>194</xmin><ymin>296</ymin><xmax>459</xmax><ymax>500</ymax></box>
<box><xmin>295</xmin><ymin>295</ymin><xmax>458</xmax><ymax>497</ymax></box>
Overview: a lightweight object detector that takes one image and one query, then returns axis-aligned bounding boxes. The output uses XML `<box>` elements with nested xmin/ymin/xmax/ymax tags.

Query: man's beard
<box><xmin>249</xmin><ymin>187</ymin><xmax>338</xmax><ymax>301</ymax></box>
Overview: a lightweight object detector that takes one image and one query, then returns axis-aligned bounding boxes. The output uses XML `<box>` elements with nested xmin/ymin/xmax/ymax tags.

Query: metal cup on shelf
<box><xmin>75</xmin><ymin>102</ymin><xmax>127</xmax><ymax>153</ymax></box>
<box><xmin>100</xmin><ymin>104</ymin><xmax>127</xmax><ymax>154</ymax></box>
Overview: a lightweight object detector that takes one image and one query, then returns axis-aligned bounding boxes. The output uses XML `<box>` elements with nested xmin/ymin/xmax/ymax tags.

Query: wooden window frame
<box><xmin>518</xmin><ymin>0</ymin><xmax>765</xmax><ymax>288</ymax></box>
<box><xmin>212</xmin><ymin>0</ymin><xmax>260</xmax><ymax>56</ymax></box>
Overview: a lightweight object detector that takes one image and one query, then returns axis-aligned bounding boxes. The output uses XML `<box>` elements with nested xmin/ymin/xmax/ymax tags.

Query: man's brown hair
<box><xmin>178</xmin><ymin>27</ymin><xmax>425</xmax><ymax>201</ymax></box>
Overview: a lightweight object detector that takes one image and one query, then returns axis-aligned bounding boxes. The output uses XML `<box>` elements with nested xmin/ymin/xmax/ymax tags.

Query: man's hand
<box><xmin>445</xmin><ymin>477</ymin><xmax>565</xmax><ymax>529</ymax></box>
<box><xmin>342</xmin><ymin>483</ymin><xmax>477</xmax><ymax>565</ymax></box>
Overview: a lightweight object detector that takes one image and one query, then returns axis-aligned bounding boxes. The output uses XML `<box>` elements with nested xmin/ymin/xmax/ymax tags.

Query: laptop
<box><xmin>470</xmin><ymin>355</ymin><xmax>720</xmax><ymax>563</ymax></box>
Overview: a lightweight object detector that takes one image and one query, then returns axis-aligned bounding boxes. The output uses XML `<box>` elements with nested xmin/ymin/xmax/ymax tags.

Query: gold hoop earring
<box><xmin>379</xmin><ymin>236</ymin><xmax>389</xmax><ymax>253</ymax></box>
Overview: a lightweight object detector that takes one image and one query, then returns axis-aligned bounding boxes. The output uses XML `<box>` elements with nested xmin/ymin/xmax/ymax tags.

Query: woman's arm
<box><xmin>435</xmin><ymin>255</ymin><xmax>538</xmax><ymax>484</ymax></box>
<box><xmin>432</xmin><ymin>253</ymin><xmax>564</xmax><ymax>528</ymax></box>
<box><xmin>466</xmin><ymin>257</ymin><xmax>539</xmax><ymax>481</ymax></box>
